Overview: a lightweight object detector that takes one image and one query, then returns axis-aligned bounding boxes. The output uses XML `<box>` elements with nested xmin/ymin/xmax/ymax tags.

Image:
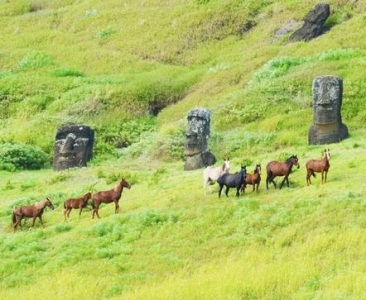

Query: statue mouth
<box><xmin>316</xmin><ymin>104</ymin><xmax>333</xmax><ymax>111</ymax></box>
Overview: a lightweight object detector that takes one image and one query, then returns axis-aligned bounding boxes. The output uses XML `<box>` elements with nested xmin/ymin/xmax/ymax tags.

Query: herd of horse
<box><xmin>203</xmin><ymin>149</ymin><xmax>331</xmax><ymax>197</ymax></box>
<box><xmin>11</xmin><ymin>178</ymin><xmax>131</xmax><ymax>233</ymax></box>
<box><xmin>10</xmin><ymin>149</ymin><xmax>330</xmax><ymax>233</ymax></box>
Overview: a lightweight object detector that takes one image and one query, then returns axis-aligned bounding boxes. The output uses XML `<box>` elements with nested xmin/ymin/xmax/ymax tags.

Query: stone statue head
<box><xmin>53</xmin><ymin>125</ymin><xmax>94</xmax><ymax>170</ymax></box>
<box><xmin>312</xmin><ymin>76</ymin><xmax>343</xmax><ymax>125</ymax></box>
<box><xmin>309</xmin><ymin>75</ymin><xmax>348</xmax><ymax>145</ymax></box>
<box><xmin>185</xmin><ymin>108</ymin><xmax>211</xmax><ymax>156</ymax></box>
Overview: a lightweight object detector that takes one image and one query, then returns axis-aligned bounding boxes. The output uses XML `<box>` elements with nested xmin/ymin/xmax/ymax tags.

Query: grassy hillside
<box><xmin>1</xmin><ymin>0</ymin><xmax>366</xmax><ymax>299</ymax></box>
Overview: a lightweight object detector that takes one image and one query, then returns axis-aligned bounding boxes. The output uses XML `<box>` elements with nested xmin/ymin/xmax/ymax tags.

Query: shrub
<box><xmin>52</xmin><ymin>68</ymin><xmax>84</xmax><ymax>77</ymax></box>
<box><xmin>18</xmin><ymin>52</ymin><xmax>55</xmax><ymax>70</ymax></box>
<box><xmin>0</xmin><ymin>143</ymin><xmax>48</xmax><ymax>170</ymax></box>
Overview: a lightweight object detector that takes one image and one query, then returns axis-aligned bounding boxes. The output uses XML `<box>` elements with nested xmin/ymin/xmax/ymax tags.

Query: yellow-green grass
<box><xmin>1</xmin><ymin>129</ymin><xmax>366</xmax><ymax>299</ymax></box>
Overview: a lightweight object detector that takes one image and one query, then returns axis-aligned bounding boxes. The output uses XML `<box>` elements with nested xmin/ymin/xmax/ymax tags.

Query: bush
<box><xmin>0</xmin><ymin>143</ymin><xmax>48</xmax><ymax>171</ymax></box>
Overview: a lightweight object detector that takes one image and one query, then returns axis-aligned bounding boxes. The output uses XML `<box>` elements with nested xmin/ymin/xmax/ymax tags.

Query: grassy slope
<box><xmin>1</xmin><ymin>0</ymin><xmax>366</xmax><ymax>299</ymax></box>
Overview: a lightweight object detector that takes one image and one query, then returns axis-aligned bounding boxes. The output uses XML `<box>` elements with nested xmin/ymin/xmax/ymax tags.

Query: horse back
<box><xmin>92</xmin><ymin>189</ymin><xmax>117</xmax><ymax>203</ymax></box>
<box><xmin>14</xmin><ymin>205</ymin><xmax>39</xmax><ymax>218</ymax></box>
<box><xmin>266</xmin><ymin>161</ymin><xmax>289</xmax><ymax>176</ymax></box>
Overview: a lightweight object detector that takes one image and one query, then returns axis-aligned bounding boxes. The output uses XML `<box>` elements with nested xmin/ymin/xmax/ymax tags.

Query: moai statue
<box><xmin>309</xmin><ymin>76</ymin><xmax>348</xmax><ymax>145</ymax></box>
<box><xmin>184</xmin><ymin>108</ymin><xmax>216</xmax><ymax>170</ymax></box>
<box><xmin>53</xmin><ymin>125</ymin><xmax>94</xmax><ymax>171</ymax></box>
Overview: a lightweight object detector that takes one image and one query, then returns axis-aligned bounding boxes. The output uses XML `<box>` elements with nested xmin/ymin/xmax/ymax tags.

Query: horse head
<box><xmin>222</xmin><ymin>158</ymin><xmax>230</xmax><ymax>172</ymax></box>
<box><xmin>46</xmin><ymin>198</ymin><xmax>55</xmax><ymax>210</ymax></box>
<box><xmin>240</xmin><ymin>166</ymin><xmax>247</xmax><ymax>180</ymax></box>
<box><xmin>255</xmin><ymin>164</ymin><xmax>261</xmax><ymax>174</ymax></box>
<box><xmin>324</xmin><ymin>149</ymin><xmax>330</xmax><ymax>161</ymax></box>
<box><xmin>289</xmin><ymin>155</ymin><xmax>300</xmax><ymax>169</ymax></box>
<box><xmin>121</xmin><ymin>178</ymin><xmax>131</xmax><ymax>189</ymax></box>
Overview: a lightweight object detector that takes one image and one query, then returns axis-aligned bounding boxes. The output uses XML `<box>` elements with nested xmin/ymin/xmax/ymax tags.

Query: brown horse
<box><xmin>306</xmin><ymin>149</ymin><xmax>330</xmax><ymax>185</ymax></box>
<box><xmin>63</xmin><ymin>192</ymin><xmax>92</xmax><ymax>220</ymax></box>
<box><xmin>266</xmin><ymin>155</ymin><xmax>300</xmax><ymax>190</ymax></box>
<box><xmin>91</xmin><ymin>178</ymin><xmax>131</xmax><ymax>219</ymax></box>
<box><xmin>241</xmin><ymin>164</ymin><xmax>261</xmax><ymax>193</ymax></box>
<box><xmin>12</xmin><ymin>198</ymin><xmax>54</xmax><ymax>233</ymax></box>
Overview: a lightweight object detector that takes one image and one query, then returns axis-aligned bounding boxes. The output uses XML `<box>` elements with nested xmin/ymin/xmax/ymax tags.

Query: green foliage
<box><xmin>156</xmin><ymin>130</ymin><xmax>185</xmax><ymax>161</ymax></box>
<box><xmin>18</xmin><ymin>52</ymin><xmax>55</xmax><ymax>70</ymax></box>
<box><xmin>251</xmin><ymin>56</ymin><xmax>306</xmax><ymax>83</ymax></box>
<box><xmin>52</xmin><ymin>68</ymin><xmax>84</xmax><ymax>77</ymax></box>
<box><xmin>0</xmin><ymin>143</ymin><xmax>48</xmax><ymax>171</ymax></box>
<box><xmin>96</xmin><ymin>117</ymin><xmax>155</xmax><ymax>148</ymax></box>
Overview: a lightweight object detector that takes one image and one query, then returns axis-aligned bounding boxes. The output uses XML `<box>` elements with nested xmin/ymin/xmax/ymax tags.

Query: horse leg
<box><xmin>279</xmin><ymin>176</ymin><xmax>287</xmax><ymax>189</ymax></box>
<box><xmin>115</xmin><ymin>201</ymin><xmax>119</xmax><ymax>214</ymax></box>
<box><xmin>218</xmin><ymin>184</ymin><xmax>223</xmax><ymax>198</ymax></box>
<box><xmin>236</xmin><ymin>186</ymin><xmax>241</xmax><ymax>197</ymax></box>
<box><xmin>225</xmin><ymin>186</ymin><xmax>229</xmax><ymax>197</ymax></box>
<box><xmin>324</xmin><ymin>171</ymin><xmax>328</xmax><ymax>183</ymax></box>
<box><xmin>93</xmin><ymin>202</ymin><xmax>101</xmax><ymax>219</ymax></box>
<box><xmin>13</xmin><ymin>215</ymin><xmax>22</xmax><ymax>233</ymax></box>
<box><xmin>306</xmin><ymin>171</ymin><xmax>311</xmax><ymax>186</ymax></box>
<box><xmin>321</xmin><ymin>171</ymin><xmax>325</xmax><ymax>184</ymax></box>
<box><xmin>67</xmin><ymin>208</ymin><xmax>72</xmax><ymax>219</ymax></box>
<box><xmin>281</xmin><ymin>176</ymin><xmax>290</xmax><ymax>188</ymax></box>
<box><xmin>79</xmin><ymin>207</ymin><xmax>83</xmax><ymax>218</ymax></box>
<box><xmin>38</xmin><ymin>215</ymin><xmax>44</xmax><ymax>228</ymax></box>
<box><xmin>269</xmin><ymin>175</ymin><xmax>277</xmax><ymax>189</ymax></box>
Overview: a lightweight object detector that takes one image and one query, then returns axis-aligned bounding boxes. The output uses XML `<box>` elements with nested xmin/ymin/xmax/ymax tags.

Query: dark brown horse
<box><xmin>91</xmin><ymin>178</ymin><xmax>131</xmax><ymax>219</ymax></box>
<box><xmin>63</xmin><ymin>192</ymin><xmax>92</xmax><ymax>220</ymax></box>
<box><xmin>241</xmin><ymin>164</ymin><xmax>261</xmax><ymax>193</ymax></box>
<box><xmin>266</xmin><ymin>155</ymin><xmax>300</xmax><ymax>190</ymax></box>
<box><xmin>306</xmin><ymin>149</ymin><xmax>330</xmax><ymax>185</ymax></box>
<box><xmin>12</xmin><ymin>198</ymin><xmax>54</xmax><ymax>233</ymax></box>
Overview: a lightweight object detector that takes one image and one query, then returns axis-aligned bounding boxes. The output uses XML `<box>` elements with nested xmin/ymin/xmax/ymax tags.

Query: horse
<box><xmin>217</xmin><ymin>166</ymin><xmax>247</xmax><ymax>198</ymax></box>
<box><xmin>91</xmin><ymin>178</ymin><xmax>131</xmax><ymax>219</ymax></box>
<box><xmin>306</xmin><ymin>149</ymin><xmax>330</xmax><ymax>185</ymax></box>
<box><xmin>241</xmin><ymin>164</ymin><xmax>261</xmax><ymax>193</ymax></box>
<box><xmin>266</xmin><ymin>155</ymin><xmax>300</xmax><ymax>190</ymax></box>
<box><xmin>12</xmin><ymin>198</ymin><xmax>54</xmax><ymax>233</ymax></box>
<box><xmin>203</xmin><ymin>158</ymin><xmax>230</xmax><ymax>194</ymax></box>
<box><xmin>63</xmin><ymin>192</ymin><xmax>92</xmax><ymax>221</ymax></box>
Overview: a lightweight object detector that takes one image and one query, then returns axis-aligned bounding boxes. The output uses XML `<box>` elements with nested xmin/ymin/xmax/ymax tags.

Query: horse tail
<box><xmin>90</xmin><ymin>197</ymin><xmax>95</xmax><ymax>209</ymax></box>
<box><xmin>12</xmin><ymin>210</ymin><xmax>16</xmax><ymax>224</ymax></box>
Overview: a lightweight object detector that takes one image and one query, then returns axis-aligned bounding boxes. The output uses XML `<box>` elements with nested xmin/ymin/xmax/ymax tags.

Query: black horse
<box><xmin>217</xmin><ymin>166</ymin><xmax>247</xmax><ymax>198</ymax></box>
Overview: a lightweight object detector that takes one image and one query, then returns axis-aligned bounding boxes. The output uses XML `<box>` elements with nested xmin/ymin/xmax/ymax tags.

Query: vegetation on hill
<box><xmin>1</xmin><ymin>0</ymin><xmax>366</xmax><ymax>299</ymax></box>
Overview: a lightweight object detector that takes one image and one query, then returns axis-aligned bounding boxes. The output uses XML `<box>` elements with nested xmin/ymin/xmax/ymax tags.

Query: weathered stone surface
<box><xmin>53</xmin><ymin>125</ymin><xmax>94</xmax><ymax>171</ymax></box>
<box><xmin>184</xmin><ymin>108</ymin><xmax>216</xmax><ymax>170</ymax></box>
<box><xmin>308</xmin><ymin>76</ymin><xmax>349</xmax><ymax>145</ymax></box>
<box><xmin>289</xmin><ymin>3</ymin><xmax>330</xmax><ymax>42</ymax></box>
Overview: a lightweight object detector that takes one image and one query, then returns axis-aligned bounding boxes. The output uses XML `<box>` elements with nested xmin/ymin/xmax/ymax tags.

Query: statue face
<box><xmin>185</xmin><ymin>115</ymin><xmax>208</xmax><ymax>156</ymax></box>
<box><xmin>53</xmin><ymin>126</ymin><xmax>94</xmax><ymax>170</ymax></box>
<box><xmin>313</xmin><ymin>76</ymin><xmax>342</xmax><ymax>125</ymax></box>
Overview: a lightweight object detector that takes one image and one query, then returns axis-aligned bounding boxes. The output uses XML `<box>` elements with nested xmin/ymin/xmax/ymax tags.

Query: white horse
<box><xmin>203</xmin><ymin>158</ymin><xmax>230</xmax><ymax>194</ymax></box>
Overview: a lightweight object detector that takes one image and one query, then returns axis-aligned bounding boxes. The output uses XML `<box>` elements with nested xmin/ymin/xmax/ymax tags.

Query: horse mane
<box><xmin>285</xmin><ymin>155</ymin><xmax>297</xmax><ymax>163</ymax></box>
<box><xmin>34</xmin><ymin>200</ymin><xmax>47</xmax><ymax>210</ymax></box>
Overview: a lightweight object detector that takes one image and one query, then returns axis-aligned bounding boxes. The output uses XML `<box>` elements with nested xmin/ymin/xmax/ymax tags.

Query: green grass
<box><xmin>1</xmin><ymin>0</ymin><xmax>366</xmax><ymax>299</ymax></box>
